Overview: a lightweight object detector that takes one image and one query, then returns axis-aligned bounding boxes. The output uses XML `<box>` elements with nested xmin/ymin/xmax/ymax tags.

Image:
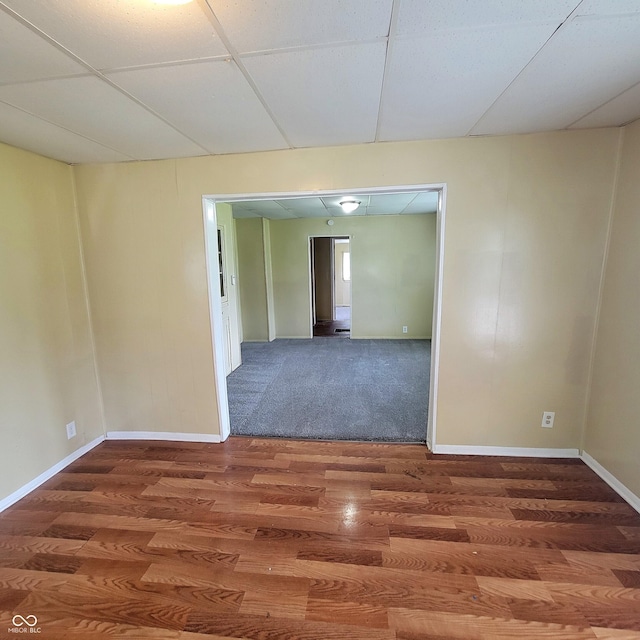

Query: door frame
<box><xmin>332</xmin><ymin>237</ymin><xmax>351</xmax><ymax>322</ymax></box>
<box><xmin>202</xmin><ymin>199</ymin><xmax>231</xmax><ymax>441</ymax></box>
<box><xmin>309</xmin><ymin>235</ymin><xmax>350</xmax><ymax>337</ymax></box>
<box><xmin>202</xmin><ymin>183</ymin><xmax>447</xmax><ymax>449</ymax></box>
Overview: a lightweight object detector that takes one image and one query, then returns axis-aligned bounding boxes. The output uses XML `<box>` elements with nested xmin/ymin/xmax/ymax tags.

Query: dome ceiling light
<box><xmin>339</xmin><ymin>199</ymin><xmax>361</xmax><ymax>214</ymax></box>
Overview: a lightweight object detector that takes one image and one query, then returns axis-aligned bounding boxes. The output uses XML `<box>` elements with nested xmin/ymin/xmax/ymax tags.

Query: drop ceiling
<box><xmin>229</xmin><ymin>191</ymin><xmax>439</xmax><ymax>220</ymax></box>
<box><xmin>0</xmin><ymin>0</ymin><xmax>639</xmax><ymax>165</ymax></box>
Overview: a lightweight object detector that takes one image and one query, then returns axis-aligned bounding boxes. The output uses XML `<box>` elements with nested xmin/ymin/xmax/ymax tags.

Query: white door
<box><xmin>217</xmin><ymin>228</ymin><xmax>232</xmax><ymax>375</ymax></box>
<box><xmin>216</xmin><ymin>204</ymin><xmax>242</xmax><ymax>374</ymax></box>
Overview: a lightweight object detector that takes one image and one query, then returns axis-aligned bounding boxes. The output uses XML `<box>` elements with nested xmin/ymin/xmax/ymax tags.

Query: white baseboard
<box><xmin>106</xmin><ymin>431</ymin><xmax>222</xmax><ymax>443</ymax></box>
<box><xmin>0</xmin><ymin>435</ymin><xmax>105</xmax><ymax>513</ymax></box>
<box><xmin>352</xmin><ymin>335</ymin><xmax>432</xmax><ymax>340</ymax></box>
<box><xmin>580</xmin><ymin>451</ymin><xmax>640</xmax><ymax>515</ymax></box>
<box><xmin>432</xmin><ymin>444</ymin><xmax>580</xmax><ymax>458</ymax></box>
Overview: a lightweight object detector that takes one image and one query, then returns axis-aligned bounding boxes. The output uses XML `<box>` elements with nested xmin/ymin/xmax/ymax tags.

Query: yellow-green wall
<box><xmin>585</xmin><ymin>120</ymin><xmax>640</xmax><ymax>497</ymax></box>
<box><xmin>72</xmin><ymin>128</ymin><xmax>619</xmax><ymax>453</ymax></box>
<box><xmin>270</xmin><ymin>215</ymin><xmax>436</xmax><ymax>338</ymax></box>
<box><xmin>0</xmin><ymin>142</ymin><xmax>103</xmax><ymax>503</ymax></box>
<box><xmin>236</xmin><ymin>217</ymin><xmax>270</xmax><ymax>341</ymax></box>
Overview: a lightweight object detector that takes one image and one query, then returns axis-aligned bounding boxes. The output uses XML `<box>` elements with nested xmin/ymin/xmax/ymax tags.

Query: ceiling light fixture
<box><xmin>339</xmin><ymin>199</ymin><xmax>360</xmax><ymax>214</ymax></box>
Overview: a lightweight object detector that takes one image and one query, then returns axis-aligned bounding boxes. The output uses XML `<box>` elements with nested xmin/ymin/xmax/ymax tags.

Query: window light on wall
<box><xmin>343</xmin><ymin>252</ymin><xmax>351</xmax><ymax>281</ymax></box>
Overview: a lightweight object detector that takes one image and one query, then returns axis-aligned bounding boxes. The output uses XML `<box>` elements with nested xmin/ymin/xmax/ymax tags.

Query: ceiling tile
<box><xmin>471</xmin><ymin>13</ymin><xmax>640</xmax><ymax>135</ymax></box>
<box><xmin>575</xmin><ymin>0</ymin><xmax>640</xmax><ymax>16</ymax></box>
<box><xmin>570</xmin><ymin>82</ymin><xmax>640</xmax><ymax>129</ymax></box>
<box><xmin>230</xmin><ymin>207</ymin><xmax>259</xmax><ymax>219</ymax></box>
<box><xmin>367</xmin><ymin>193</ymin><xmax>418</xmax><ymax>214</ymax></box>
<box><xmin>0</xmin><ymin>76</ymin><xmax>207</xmax><ymax>160</ymax></box>
<box><xmin>0</xmin><ymin>9</ymin><xmax>87</xmax><ymax>83</ymax></box>
<box><xmin>244</xmin><ymin>43</ymin><xmax>386</xmax><ymax>147</ymax></box>
<box><xmin>0</xmin><ymin>101</ymin><xmax>132</xmax><ymax>164</ymax></box>
<box><xmin>241</xmin><ymin>200</ymin><xmax>289</xmax><ymax>213</ymax></box>
<box><xmin>401</xmin><ymin>191</ymin><xmax>439</xmax><ymax>214</ymax></box>
<box><xmin>395</xmin><ymin>0</ymin><xmax>577</xmax><ymax>35</ymax></box>
<box><xmin>229</xmin><ymin>192</ymin><xmax>438</xmax><ymax>219</ymax></box>
<box><xmin>1</xmin><ymin>0</ymin><xmax>228</xmax><ymax>70</ymax></box>
<box><xmin>107</xmin><ymin>60</ymin><xmax>287</xmax><ymax>155</ymax></box>
<box><xmin>379</xmin><ymin>23</ymin><xmax>560</xmax><ymax>140</ymax></box>
<box><xmin>233</xmin><ymin>200</ymin><xmax>296</xmax><ymax>219</ymax></box>
<box><xmin>276</xmin><ymin>198</ymin><xmax>328</xmax><ymax>216</ymax></box>
<box><xmin>213</xmin><ymin>0</ymin><xmax>393</xmax><ymax>53</ymax></box>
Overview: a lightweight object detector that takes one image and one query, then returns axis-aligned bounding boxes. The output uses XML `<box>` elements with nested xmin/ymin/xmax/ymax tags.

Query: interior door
<box><xmin>218</xmin><ymin>227</ymin><xmax>233</xmax><ymax>375</ymax></box>
<box><xmin>217</xmin><ymin>213</ymin><xmax>242</xmax><ymax>375</ymax></box>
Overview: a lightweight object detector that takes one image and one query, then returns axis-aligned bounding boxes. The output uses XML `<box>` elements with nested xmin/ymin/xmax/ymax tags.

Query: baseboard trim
<box><xmin>0</xmin><ymin>435</ymin><xmax>105</xmax><ymax>513</ymax></box>
<box><xmin>106</xmin><ymin>431</ymin><xmax>222</xmax><ymax>443</ymax></box>
<box><xmin>580</xmin><ymin>451</ymin><xmax>640</xmax><ymax>515</ymax></box>
<box><xmin>352</xmin><ymin>336</ymin><xmax>432</xmax><ymax>340</ymax></box>
<box><xmin>432</xmin><ymin>444</ymin><xmax>580</xmax><ymax>458</ymax></box>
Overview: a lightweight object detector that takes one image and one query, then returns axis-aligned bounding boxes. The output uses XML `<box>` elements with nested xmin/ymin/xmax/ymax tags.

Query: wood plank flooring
<box><xmin>0</xmin><ymin>437</ymin><xmax>639</xmax><ymax>639</ymax></box>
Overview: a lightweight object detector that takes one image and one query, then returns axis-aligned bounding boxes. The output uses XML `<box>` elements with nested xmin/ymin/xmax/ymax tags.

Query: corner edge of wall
<box><xmin>581</xmin><ymin>450</ymin><xmax>640</xmax><ymax>515</ymax></box>
<box><xmin>0</xmin><ymin>435</ymin><xmax>106</xmax><ymax>513</ymax></box>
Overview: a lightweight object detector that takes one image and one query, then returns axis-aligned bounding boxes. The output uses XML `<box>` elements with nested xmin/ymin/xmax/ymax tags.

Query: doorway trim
<box><xmin>308</xmin><ymin>235</ymin><xmax>352</xmax><ymax>339</ymax></box>
<box><xmin>202</xmin><ymin>183</ymin><xmax>447</xmax><ymax>449</ymax></box>
<box><xmin>202</xmin><ymin>199</ymin><xmax>231</xmax><ymax>442</ymax></box>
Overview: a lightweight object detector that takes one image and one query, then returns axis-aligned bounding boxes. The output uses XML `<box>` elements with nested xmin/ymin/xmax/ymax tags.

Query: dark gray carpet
<box><xmin>227</xmin><ymin>338</ymin><xmax>430</xmax><ymax>442</ymax></box>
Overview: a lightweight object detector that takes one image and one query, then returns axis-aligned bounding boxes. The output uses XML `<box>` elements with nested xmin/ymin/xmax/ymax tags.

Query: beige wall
<box><xmin>74</xmin><ymin>160</ymin><xmax>220</xmax><ymax>436</ymax></box>
<box><xmin>236</xmin><ymin>217</ymin><xmax>270</xmax><ymax>341</ymax></box>
<box><xmin>272</xmin><ymin>216</ymin><xmax>435</xmax><ymax>338</ymax></box>
<box><xmin>72</xmin><ymin>128</ymin><xmax>619</xmax><ymax>451</ymax></box>
<box><xmin>0</xmin><ymin>142</ymin><xmax>103</xmax><ymax>503</ymax></box>
<box><xmin>585</xmin><ymin>122</ymin><xmax>640</xmax><ymax>496</ymax></box>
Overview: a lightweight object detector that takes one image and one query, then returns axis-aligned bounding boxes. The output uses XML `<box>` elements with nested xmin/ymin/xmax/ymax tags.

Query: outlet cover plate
<box><xmin>541</xmin><ymin>412</ymin><xmax>555</xmax><ymax>428</ymax></box>
<box><xmin>66</xmin><ymin>421</ymin><xmax>76</xmax><ymax>439</ymax></box>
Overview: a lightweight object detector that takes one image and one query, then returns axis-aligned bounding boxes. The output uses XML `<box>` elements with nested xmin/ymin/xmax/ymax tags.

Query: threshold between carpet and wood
<box><xmin>226</xmin><ymin>338</ymin><xmax>430</xmax><ymax>442</ymax></box>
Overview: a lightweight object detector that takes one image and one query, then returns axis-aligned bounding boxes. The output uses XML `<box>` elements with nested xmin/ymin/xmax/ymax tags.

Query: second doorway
<box><xmin>311</xmin><ymin>236</ymin><xmax>351</xmax><ymax>337</ymax></box>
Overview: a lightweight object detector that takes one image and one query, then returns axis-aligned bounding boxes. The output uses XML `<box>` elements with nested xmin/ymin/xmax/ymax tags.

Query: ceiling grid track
<box><xmin>0</xmin><ymin>0</ymin><xmax>212</xmax><ymax>158</ymax></box>
<box><xmin>1</xmin><ymin>0</ymin><xmax>639</xmax><ymax>163</ymax></box>
<box><xmin>465</xmin><ymin>0</ymin><xmax>586</xmax><ymax>136</ymax></box>
<box><xmin>198</xmin><ymin>0</ymin><xmax>295</xmax><ymax>149</ymax></box>
<box><xmin>374</xmin><ymin>0</ymin><xmax>402</xmax><ymax>142</ymax></box>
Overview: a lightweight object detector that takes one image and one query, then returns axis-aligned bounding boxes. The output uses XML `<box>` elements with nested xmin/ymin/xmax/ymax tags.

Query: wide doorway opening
<box><xmin>203</xmin><ymin>185</ymin><xmax>445</xmax><ymax>447</ymax></box>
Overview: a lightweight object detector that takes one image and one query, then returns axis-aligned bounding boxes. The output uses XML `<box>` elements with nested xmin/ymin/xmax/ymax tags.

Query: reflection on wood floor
<box><xmin>313</xmin><ymin>305</ymin><xmax>350</xmax><ymax>337</ymax></box>
<box><xmin>0</xmin><ymin>437</ymin><xmax>639</xmax><ymax>638</ymax></box>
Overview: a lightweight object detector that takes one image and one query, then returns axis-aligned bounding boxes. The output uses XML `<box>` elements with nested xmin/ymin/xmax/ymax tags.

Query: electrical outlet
<box><xmin>541</xmin><ymin>412</ymin><xmax>555</xmax><ymax>428</ymax></box>
<box><xmin>66</xmin><ymin>421</ymin><xmax>76</xmax><ymax>439</ymax></box>
<box><xmin>402</xmin><ymin>326</ymin><xmax>408</xmax><ymax>334</ymax></box>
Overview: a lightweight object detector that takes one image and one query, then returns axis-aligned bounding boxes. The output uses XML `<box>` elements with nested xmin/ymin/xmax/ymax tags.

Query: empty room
<box><xmin>226</xmin><ymin>193</ymin><xmax>437</xmax><ymax>442</ymax></box>
<box><xmin>1</xmin><ymin>1</ymin><xmax>640</xmax><ymax>639</ymax></box>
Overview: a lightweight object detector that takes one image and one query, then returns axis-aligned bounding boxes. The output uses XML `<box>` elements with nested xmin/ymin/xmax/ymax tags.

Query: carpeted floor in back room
<box><xmin>226</xmin><ymin>338</ymin><xmax>430</xmax><ymax>442</ymax></box>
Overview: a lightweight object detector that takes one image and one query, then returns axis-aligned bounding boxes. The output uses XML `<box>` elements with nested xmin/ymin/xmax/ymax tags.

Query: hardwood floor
<box><xmin>313</xmin><ymin>305</ymin><xmax>351</xmax><ymax>337</ymax></box>
<box><xmin>0</xmin><ymin>437</ymin><xmax>639</xmax><ymax>639</ymax></box>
